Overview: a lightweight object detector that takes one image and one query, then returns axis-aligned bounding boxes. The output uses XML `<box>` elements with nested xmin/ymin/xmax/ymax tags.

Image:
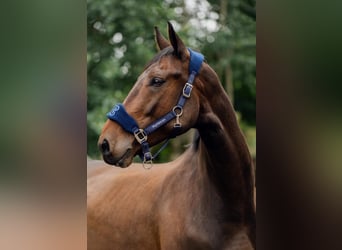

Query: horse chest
<box><xmin>156</xmin><ymin>193</ymin><xmax>225</xmax><ymax>249</ymax></box>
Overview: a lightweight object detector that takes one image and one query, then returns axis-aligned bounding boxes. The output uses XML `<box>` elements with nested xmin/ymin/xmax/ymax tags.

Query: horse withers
<box><xmin>88</xmin><ymin>22</ymin><xmax>256</xmax><ymax>250</ymax></box>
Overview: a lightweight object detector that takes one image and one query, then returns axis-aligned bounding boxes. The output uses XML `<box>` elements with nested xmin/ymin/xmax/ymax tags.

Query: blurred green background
<box><xmin>87</xmin><ymin>0</ymin><xmax>256</xmax><ymax>162</ymax></box>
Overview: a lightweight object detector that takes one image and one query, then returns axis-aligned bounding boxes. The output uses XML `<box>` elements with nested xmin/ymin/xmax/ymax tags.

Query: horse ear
<box><xmin>154</xmin><ymin>26</ymin><xmax>170</xmax><ymax>50</ymax></box>
<box><xmin>167</xmin><ymin>21</ymin><xmax>189</xmax><ymax>60</ymax></box>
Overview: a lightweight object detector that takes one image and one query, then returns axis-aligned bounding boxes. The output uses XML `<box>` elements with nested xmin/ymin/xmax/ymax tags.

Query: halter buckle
<box><xmin>183</xmin><ymin>82</ymin><xmax>193</xmax><ymax>98</ymax></box>
<box><xmin>134</xmin><ymin>129</ymin><xmax>147</xmax><ymax>144</ymax></box>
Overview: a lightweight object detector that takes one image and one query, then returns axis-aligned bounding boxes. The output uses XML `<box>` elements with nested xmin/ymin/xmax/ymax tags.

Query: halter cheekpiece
<box><xmin>106</xmin><ymin>48</ymin><xmax>204</xmax><ymax>169</ymax></box>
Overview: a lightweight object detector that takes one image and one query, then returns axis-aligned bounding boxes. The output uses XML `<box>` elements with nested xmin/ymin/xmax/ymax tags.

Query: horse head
<box><xmin>98</xmin><ymin>22</ymin><xmax>205</xmax><ymax>167</ymax></box>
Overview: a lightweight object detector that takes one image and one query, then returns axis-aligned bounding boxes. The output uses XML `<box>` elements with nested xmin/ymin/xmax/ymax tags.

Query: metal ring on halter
<box><xmin>143</xmin><ymin>153</ymin><xmax>153</xmax><ymax>170</ymax></box>
<box><xmin>143</xmin><ymin>160</ymin><xmax>153</xmax><ymax>169</ymax></box>
<box><xmin>172</xmin><ymin>106</ymin><xmax>183</xmax><ymax>116</ymax></box>
<box><xmin>172</xmin><ymin>106</ymin><xmax>183</xmax><ymax>128</ymax></box>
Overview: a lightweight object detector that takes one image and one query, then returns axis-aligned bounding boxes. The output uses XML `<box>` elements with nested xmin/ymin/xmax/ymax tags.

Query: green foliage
<box><xmin>203</xmin><ymin>0</ymin><xmax>256</xmax><ymax>125</ymax></box>
<box><xmin>87</xmin><ymin>0</ymin><xmax>256</xmax><ymax>159</ymax></box>
<box><xmin>87</xmin><ymin>0</ymin><xmax>178</xmax><ymax>158</ymax></box>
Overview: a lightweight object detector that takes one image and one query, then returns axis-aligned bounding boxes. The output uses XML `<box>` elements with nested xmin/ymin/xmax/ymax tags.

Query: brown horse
<box><xmin>88</xmin><ymin>22</ymin><xmax>256</xmax><ymax>250</ymax></box>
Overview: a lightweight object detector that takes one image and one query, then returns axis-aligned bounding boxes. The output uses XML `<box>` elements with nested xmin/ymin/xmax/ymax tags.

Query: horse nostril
<box><xmin>99</xmin><ymin>139</ymin><xmax>110</xmax><ymax>153</ymax></box>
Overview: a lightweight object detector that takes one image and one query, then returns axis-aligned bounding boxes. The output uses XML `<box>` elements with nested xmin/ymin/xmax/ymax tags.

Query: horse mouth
<box><xmin>102</xmin><ymin>149</ymin><xmax>132</xmax><ymax>168</ymax></box>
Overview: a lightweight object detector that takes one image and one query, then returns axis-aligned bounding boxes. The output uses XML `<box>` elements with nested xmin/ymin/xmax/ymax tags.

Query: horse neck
<box><xmin>195</xmin><ymin>65</ymin><xmax>255</xmax><ymax>219</ymax></box>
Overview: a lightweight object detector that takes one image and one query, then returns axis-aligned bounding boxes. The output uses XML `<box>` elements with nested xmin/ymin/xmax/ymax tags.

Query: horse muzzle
<box><xmin>98</xmin><ymin>139</ymin><xmax>134</xmax><ymax>167</ymax></box>
<box><xmin>98</xmin><ymin>123</ymin><xmax>137</xmax><ymax>167</ymax></box>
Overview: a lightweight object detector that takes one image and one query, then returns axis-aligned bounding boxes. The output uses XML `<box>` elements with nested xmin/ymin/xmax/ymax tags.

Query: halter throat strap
<box><xmin>106</xmin><ymin>48</ymin><xmax>204</xmax><ymax>168</ymax></box>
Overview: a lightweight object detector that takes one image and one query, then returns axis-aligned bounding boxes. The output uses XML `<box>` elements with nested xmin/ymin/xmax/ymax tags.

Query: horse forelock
<box><xmin>143</xmin><ymin>47</ymin><xmax>175</xmax><ymax>70</ymax></box>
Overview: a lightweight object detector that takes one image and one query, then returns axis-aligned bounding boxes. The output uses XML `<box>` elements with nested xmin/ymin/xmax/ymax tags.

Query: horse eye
<box><xmin>150</xmin><ymin>77</ymin><xmax>165</xmax><ymax>87</ymax></box>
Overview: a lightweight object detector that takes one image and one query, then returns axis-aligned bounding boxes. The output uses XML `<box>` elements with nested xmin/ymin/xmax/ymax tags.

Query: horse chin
<box><xmin>102</xmin><ymin>149</ymin><xmax>133</xmax><ymax>168</ymax></box>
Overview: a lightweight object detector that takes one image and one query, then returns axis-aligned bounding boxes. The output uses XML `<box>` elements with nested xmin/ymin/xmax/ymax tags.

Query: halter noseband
<box><xmin>106</xmin><ymin>48</ymin><xmax>204</xmax><ymax>168</ymax></box>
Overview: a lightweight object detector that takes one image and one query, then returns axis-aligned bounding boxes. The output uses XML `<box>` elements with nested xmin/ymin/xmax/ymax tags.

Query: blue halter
<box><xmin>106</xmin><ymin>48</ymin><xmax>204</xmax><ymax>168</ymax></box>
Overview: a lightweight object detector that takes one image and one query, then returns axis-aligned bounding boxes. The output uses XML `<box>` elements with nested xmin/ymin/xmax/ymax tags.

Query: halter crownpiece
<box><xmin>106</xmin><ymin>48</ymin><xmax>204</xmax><ymax>168</ymax></box>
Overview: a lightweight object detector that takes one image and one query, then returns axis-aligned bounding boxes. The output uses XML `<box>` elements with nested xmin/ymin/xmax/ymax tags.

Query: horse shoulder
<box><xmin>155</xmin><ymin>161</ymin><xmax>220</xmax><ymax>249</ymax></box>
<box><xmin>87</xmin><ymin>161</ymin><xmax>174</xmax><ymax>250</ymax></box>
